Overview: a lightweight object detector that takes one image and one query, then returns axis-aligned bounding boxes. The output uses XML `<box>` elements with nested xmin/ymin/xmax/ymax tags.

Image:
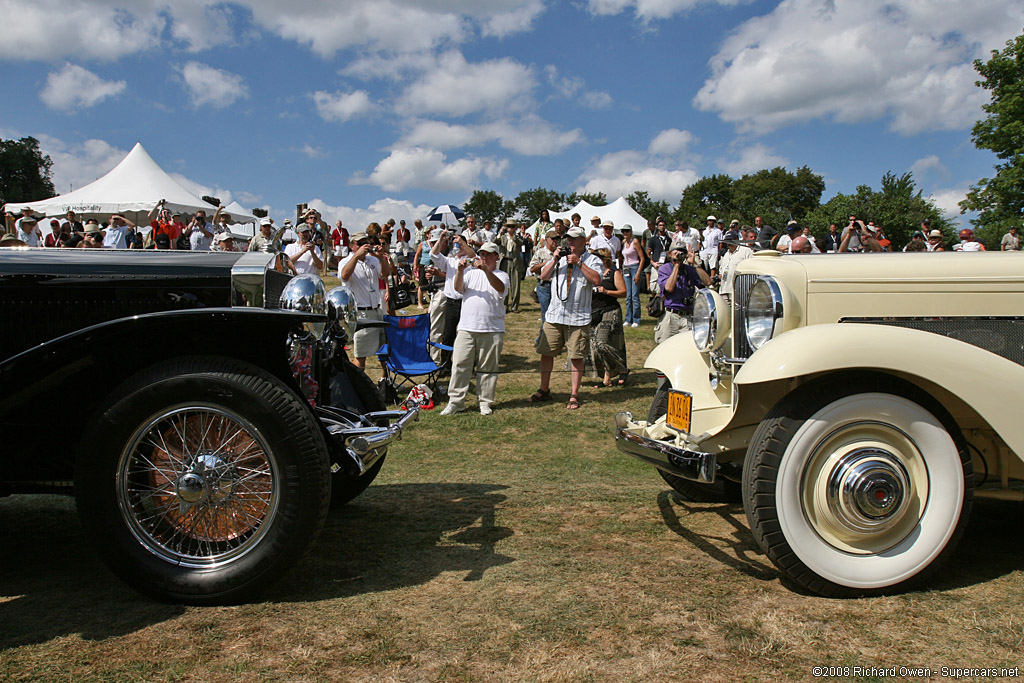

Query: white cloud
<box><xmin>398</xmin><ymin>51</ymin><xmax>534</xmax><ymax>117</ymax></box>
<box><xmin>299</xmin><ymin>144</ymin><xmax>327</xmax><ymax>159</ymax></box>
<box><xmin>909</xmin><ymin>154</ymin><xmax>949</xmax><ymax>183</ymax></box>
<box><xmin>544</xmin><ymin>65</ymin><xmax>613</xmax><ymax>109</ymax></box>
<box><xmin>40</xmin><ymin>63</ymin><xmax>126</xmax><ymax>112</ymax></box>
<box><xmin>312</xmin><ymin>90</ymin><xmax>374</xmax><ymax>123</ymax></box>
<box><xmin>179</xmin><ymin>61</ymin><xmax>248</xmax><ymax>109</ymax></box>
<box><xmin>396</xmin><ymin>116</ymin><xmax>584</xmax><ymax>156</ymax></box>
<box><xmin>0</xmin><ymin>1</ymin><xmax>161</xmax><ymax>60</ymax></box>
<box><xmin>585</xmin><ymin>0</ymin><xmax>744</xmax><ymax>21</ymax></box>
<box><xmin>648</xmin><ymin>128</ymin><xmax>695</xmax><ymax>156</ymax></box>
<box><xmin>693</xmin><ymin>0</ymin><xmax>1024</xmax><ymax>135</ymax></box>
<box><xmin>352</xmin><ymin>147</ymin><xmax>508</xmax><ymax>193</ymax></box>
<box><xmin>574</xmin><ymin>129</ymin><xmax>700</xmax><ymax>202</ymax></box>
<box><xmin>303</xmin><ymin>197</ymin><xmax>436</xmax><ymax>234</ymax></box>
<box><xmin>928</xmin><ymin>187</ymin><xmax>970</xmax><ymax>220</ymax></box>
<box><xmin>480</xmin><ymin>0</ymin><xmax>545</xmax><ymax>37</ymax></box>
<box><xmin>717</xmin><ymin>142</ymin><xmax>789</xmax><ymax>176</ymax></box>
<box><xmin>34</xmin><ymin>135</ymin><xmax>128</xmax><ymax>194</ymax></box>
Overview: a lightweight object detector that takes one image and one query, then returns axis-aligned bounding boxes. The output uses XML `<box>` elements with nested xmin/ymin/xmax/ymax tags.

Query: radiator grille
<box><xmin>731</xmin><ymin>273</ymin><xmax>759</xmax><ymax>359</ymax></box>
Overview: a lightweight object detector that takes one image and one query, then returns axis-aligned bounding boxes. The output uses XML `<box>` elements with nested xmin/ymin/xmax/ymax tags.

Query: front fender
<box><xmin>644</xmin><ymin>331</ymin><xmax>733</xmax><ymax>434</ymax></box>
<box><xmin>735</xmin><ymin>323</ymin><xmax>1024</xmax><ymax>458</ymax></box>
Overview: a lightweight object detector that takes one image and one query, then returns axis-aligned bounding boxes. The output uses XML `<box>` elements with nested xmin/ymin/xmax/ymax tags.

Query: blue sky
<box><xmin>1</xmin><ymin>0</ymin><xmax>1021</xmax><ymax>229</ymax></box>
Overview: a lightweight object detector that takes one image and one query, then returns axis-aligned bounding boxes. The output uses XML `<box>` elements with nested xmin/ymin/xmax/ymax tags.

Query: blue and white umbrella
<box><xmin>425</xmin><ymin>204</ymin><xmax>465</xmax><ymax>224</ymax></box>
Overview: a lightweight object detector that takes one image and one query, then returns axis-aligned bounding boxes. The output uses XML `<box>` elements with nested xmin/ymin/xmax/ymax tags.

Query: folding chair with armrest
<box><xmin>375</xmin><ymin>313</ymin><xmax>452</xmax><ymax>401</ymax></box>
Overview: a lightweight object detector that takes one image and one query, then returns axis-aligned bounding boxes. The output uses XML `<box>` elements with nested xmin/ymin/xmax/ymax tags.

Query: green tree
<box><xmin>0</xmin><ymin>136</ymin><xmax>55</xmax><ymax>206</ymax></box>
<box><xmin>565</xmin><ymin>191</ymin><xmax>607</xmax><ymax>207</ymax></box>
<box><xmin>960</xmin><ymin>30</ymin><xmax>1024</xmax><ymax>242</ymax></box>
<box><xmin>675</xmin><ymin>174</ymin><xmax>735</xmax><ymax>225</ymax></box>
<box><xmin>513</xmin><ymin>187</ymin><xmax>566</xmax><ymax>223</ymax></box>
<box><xmin>463</xmin><ymin>189</ymin><xmax>507</xmax><ymax>225</ymax></box>
<box><xmin>625</xmin><ymin>190</ymin><xmax>670</xmax><ymax>225</ymax></box>
<box><xmin>731</xmin><ymin>166</ymin><xmax>825</xmax><ymax>230</ymax></box>
<box><xmin>804</xmin><ymin>172</ymin><xmax>952</xmax><ymax>247</ymax></box>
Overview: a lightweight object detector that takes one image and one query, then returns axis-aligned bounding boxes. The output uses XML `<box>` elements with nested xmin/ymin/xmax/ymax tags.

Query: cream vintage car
<box><xmin>616</xmin><ymin>250</ymin><xmax>1024</xmax><ymax>597</ymax></box>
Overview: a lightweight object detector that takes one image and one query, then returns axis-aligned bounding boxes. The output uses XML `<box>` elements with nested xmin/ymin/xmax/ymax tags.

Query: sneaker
<box><xmin>631</xmin><ymin>322</ymin><xmax>639</xmax><ymax>328</ymax></box>
<box><xmin>440</xmin><ymin>403</ymin><xmax>466</xmax><ymax>416</ymax></box>
<box><xmin>479</xmin><ymin>404</ymin><xmax>493</xmax><ymax>416</ymax></box>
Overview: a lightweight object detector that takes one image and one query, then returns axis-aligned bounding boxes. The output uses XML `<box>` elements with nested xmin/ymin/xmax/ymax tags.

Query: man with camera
<box><xmin>498</xmin><ymin>219</ymin><xmax>524</xmax><ymax>313</ymax></box>
<box><xmin>440</xmin><ymin>242</ymin><xmax>509</xmax><ymax>416</ymax></box>
<box><xmin>529</xmin><ymin>227</ymin><xmax>603</xmax><ymax>410</ymax></box>
<box><xmin>340</xmin><ymin>231</ymin><xmax>392</xmax><ymax>372</ymax></box>
<box><xmin>286</xmin><ymin>223</ymin><xmax>324</xmax><ymax>274</ymax></box>
<box><xmin>655</xmin><ymin>248</ymin><xmax>707</xmax><ymax>344</ymax></box>
<box><xmin>839</xmin><ymin>218</ymin><xmax>882</xmax><ymax>253</ymax></box>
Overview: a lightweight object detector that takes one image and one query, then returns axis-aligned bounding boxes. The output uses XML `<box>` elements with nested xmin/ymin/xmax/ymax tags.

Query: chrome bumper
<box><xmin>614</xmin><ymin>411</ymin><xmax>717</xmax><ymax>484</ymax></box>
<box><xmin>321</xmin><ymin>407</ymin><xmax>420</xmax><ymax>475</ymax></box>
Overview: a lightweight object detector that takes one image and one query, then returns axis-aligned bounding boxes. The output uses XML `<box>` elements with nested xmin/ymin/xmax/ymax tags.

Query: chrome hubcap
<box><xmin>826</xmin><ymin>448</ymin><xmax>910</xmax><ymax>534</ymax></box>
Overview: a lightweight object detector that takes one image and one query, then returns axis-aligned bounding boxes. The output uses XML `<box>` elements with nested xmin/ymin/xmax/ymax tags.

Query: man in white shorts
<box><xmin>440</xmin><ymin>242</ymin><xmax>509</xmax><ymax>416</ymax></box>
<box><xmin>339</xmin><ymin>231</ymin><xmax>391</xmax><ymax>372</ymax></box>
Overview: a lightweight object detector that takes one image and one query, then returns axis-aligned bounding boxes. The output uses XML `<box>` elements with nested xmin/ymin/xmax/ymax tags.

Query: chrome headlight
<box><xmin>692</xmin><ymin>289</ymin><xmax>731</xmax><ymax>352</ymax></box>
<box><xmin>325</xmin><ymin>285</ymin><xmax>358</xmax><ymax>342</ymax></box>
<box><xmin>280</xmin><ymin>274</ymin><xmax>326</xmax><ymax>338</ymax></box>
<box><xmin>744</xmin><ymin>276</ymin><xmax>784</xmax><ymax>351</ymax></box>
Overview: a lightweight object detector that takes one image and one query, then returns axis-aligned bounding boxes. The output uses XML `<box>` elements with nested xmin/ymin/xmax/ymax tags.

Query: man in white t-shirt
<box><xmin>339</xmin><ymin>231</ymin><xmax>390</xmax><ymax>371</ymax></box>
<box><xmin>15</xmin><ymin>214</ymin><xmax>42</xmax><ymax>246</ymax></box>
<box><xmin>530</xmin><ymin>227</ymin><xmax>603</xmax><ymax>410</ymax></box>
<box><xmin>102</xmin><ymin>214</ymin><xmax>135</xmax><ymax>249</ymax></box>
<box><xmin>285</xmin><ymin>224</ymin><xmax>324</xmax><ymax>274</ymax></box>
<box><xmin>700</xmin><ymin>216</ymin><xmax>724</xmax><ymax>276</ymax></box>
<box><xmin>440</xmin><ymin>242</ymin><xmax>509</xmax><ymax>416</ymax></box>
<box><xmin>588</xmin><ymin>220</ymin><xmax>622</xmax><ymax>268</ymax></box>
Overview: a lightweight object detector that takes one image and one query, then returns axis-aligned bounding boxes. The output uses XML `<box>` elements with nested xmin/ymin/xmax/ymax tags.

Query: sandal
<box><xmin>529</xmin><ymin>388</ymin><xmax>552</xmax><ymax>403</ymax></box>
<box><xmin>617</xmin><ymin>369</ymin><xmax>631</xmax><ymax>386</ymax></box>
<box><xmin>566</xmin><ymin>395</ymin><xmax>580</xmax><ymax>410</ymax></box>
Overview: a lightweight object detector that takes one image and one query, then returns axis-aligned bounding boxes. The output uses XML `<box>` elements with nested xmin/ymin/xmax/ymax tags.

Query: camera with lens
<box><xmin>557</xmin><ymin>237</ymin><xmax>572</xmax><ymax>259</ymax></box>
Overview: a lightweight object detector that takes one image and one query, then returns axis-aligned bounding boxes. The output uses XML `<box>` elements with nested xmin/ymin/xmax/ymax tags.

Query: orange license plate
<box><xmin>666</xmin><ymin>390</ymin><xmax>692</xmax><ymax>433</ymax></box>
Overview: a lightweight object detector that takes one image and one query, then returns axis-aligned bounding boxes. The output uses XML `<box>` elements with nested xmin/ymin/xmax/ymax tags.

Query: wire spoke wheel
<box><xmin>119</xmin><ymin>405</ymin><xmax>279</xmax><ymax>568</ymax></box>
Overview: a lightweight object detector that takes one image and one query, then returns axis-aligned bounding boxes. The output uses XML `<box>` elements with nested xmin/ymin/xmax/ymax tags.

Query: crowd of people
<box><xmin>5</xmin><ymin>201</ymin><xmax>1022</xmax><ymax>415</ymax></box>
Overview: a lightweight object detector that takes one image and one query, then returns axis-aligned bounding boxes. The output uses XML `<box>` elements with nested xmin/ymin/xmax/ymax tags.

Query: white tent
<box><xmin>528</xmin><ymin>196</ymin><xmax>650</xmax><ymax>238</ymax></box>
<box><xmin>3</xmin><ymin>142</ymin><xmax>216</xmax><ymax>225</ymax></box>
<box><xmin>221</xmin><ymin>201</ymin><xmax>257</xmax><ymax>225</ymax></box>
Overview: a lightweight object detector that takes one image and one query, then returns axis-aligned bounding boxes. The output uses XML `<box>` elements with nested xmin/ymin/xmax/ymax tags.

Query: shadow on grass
<box><xmin>655</xmin><ymin>489</ymin><xmax>1024</xmax><ymax>595</ymax></box>
<box><xmin>0</xmin><ymin>494</ymin><xmax>184</xmax><ymax>651</ymax></box>
<box><xmin>271</xmin><ymin>482</ymin><xmax>515</xmax><ymax>602</ymax></box>
<box><xmin>656</xmin><ymin>490</ymin><xmax>779</xmax><ymax>583</ymax></box>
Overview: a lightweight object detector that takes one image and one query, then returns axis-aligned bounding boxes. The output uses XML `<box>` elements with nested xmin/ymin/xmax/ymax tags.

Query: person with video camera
<box><xmin>529</xmin><ymin>227</ymin><xmax>603</xmax><ymax>410</ymax></box>
<box><xmin>655</xmin><ymin>248</ymin><xmax>707</xmax><ymax>344</ymax></box>
<box><xmin>340</xmin><ymin>231</ymin><xmax>391</xmax><ymax>373</ymax></box>
<box><xmin>440</xmin><ymin>242</ymin><xmax>509</xmax><ymax>416</ymax></box>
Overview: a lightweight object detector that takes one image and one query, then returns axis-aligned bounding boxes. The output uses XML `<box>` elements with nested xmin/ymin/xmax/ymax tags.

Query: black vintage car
<box><xmin>0</xmin><ymin>248</ymin><xmax>417</xmax><ymax>604</ymax></box>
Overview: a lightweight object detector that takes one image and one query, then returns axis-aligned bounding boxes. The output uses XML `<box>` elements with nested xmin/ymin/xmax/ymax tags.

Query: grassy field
<box><xmin>2</xmin><ymin>286</ymin><xmax>1023</xmax><ymax>682</ymax></box>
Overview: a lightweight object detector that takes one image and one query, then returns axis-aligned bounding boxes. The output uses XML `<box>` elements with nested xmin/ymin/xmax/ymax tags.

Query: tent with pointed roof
<box><xmin>3</xmin><ymin>142</ymin><xmax>216</xmax><ymax>224</ymax></box>
<box><xmin>527</xmin><ymin>196</ymin><xmax>650</xmax><ymax>238</ymax></box>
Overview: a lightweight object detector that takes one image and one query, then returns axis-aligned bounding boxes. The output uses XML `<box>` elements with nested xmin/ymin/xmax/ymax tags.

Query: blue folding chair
<box><xmin>376</xmin><ymin>313</ymin><xmax>452</xmax><ymax>399</ymax></box>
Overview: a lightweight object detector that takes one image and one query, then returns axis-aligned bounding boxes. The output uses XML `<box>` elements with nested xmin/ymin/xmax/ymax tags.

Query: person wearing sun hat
<box><xmin>15</xmin><ymin>213</ymin><xmax>42</xmax><ymax>246</ymax></box>
<box><xmin>440</xmin><ymin>241</ymin><xmax>509</xmax><ymax>416</ymax></box>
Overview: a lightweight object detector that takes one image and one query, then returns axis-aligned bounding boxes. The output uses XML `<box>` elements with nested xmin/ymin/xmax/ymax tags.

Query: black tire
<box><xmin>648</xmin><ymin>382</ymin><xmax>741</xmax><ymax>503</ymax></box>
<box><xmin>327</xmin><ymin>357</ymin><xmax>388</xmax><ymax>509</ymax></box>
<box><xmin>742</xmin><ymin>376</ymin><xmax>973</xmax><ymax>597</ymax></box>
<box><xmin>75</xmin><ymin>357</ymin><xmax>331</xmax><ymax>605</ymax></box>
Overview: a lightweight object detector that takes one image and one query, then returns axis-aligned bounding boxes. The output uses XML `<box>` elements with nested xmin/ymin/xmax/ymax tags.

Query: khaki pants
<box><xmin>446</xmin><ymin>330</ymin><xmax>504</xmax><ymax>409</ymax></box>
<box><xmin>654</xmin><ymin>309</ymin><xmax>690</xmax><ymax>344</ymax></box>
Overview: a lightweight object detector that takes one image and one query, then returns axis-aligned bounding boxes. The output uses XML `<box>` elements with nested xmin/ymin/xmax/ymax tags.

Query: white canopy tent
<box><xmin>3</xmin><ymin>142</ymin><xmax>217</xmax><ymax>225</ymax></box>
<box><xmin>220</xmin><ymin>201</ymin><xmax>257</xmax><ymax>237</ymax></box>
<box><xmin>528</xmin><ymin>196</ymin><xmax>650</xmax><ymax>238</ymax></box>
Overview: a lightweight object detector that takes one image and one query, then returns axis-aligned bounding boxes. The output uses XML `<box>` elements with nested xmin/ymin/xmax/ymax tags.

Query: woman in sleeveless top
<box><xmin>620</xmin><ymin>225</ymin><xmax>645</xmax><ymax>327</ymax></box>
<box><xmin>588</xmin><ymin>248</ymin><xmax>628</xmax><ymax>388</ymax></box>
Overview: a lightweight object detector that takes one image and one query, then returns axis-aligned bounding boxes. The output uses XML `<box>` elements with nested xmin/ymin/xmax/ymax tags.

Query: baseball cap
<box><xmin>478</xmin><ymin>242</ymin><xmax>500</xmax><ymax>254</ymax></box>
<box><xmin>566</xmin><ymin>227</ymin><xmax>586</xmax><ymax>239</ymax></box>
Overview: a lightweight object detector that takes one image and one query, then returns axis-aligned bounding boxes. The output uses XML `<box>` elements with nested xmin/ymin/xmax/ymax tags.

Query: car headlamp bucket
<box><xmin>280</xmin><ymin>274</ymin><xmax>327</xmax><ymax>338</ymax></box>
<box><xmin>745</xmin><ymin>276</ymin><xmax>784</xmax><ymax>350</ymax></box>
<box><xmin>692</xmin><ymin>289</ymin><xmax>730</xmax><ymax>352</ymax></box>
<box><xmin>325</xmin><ymin>286</ymin><xmax>358</xmax><ymax>342</ymax></box>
